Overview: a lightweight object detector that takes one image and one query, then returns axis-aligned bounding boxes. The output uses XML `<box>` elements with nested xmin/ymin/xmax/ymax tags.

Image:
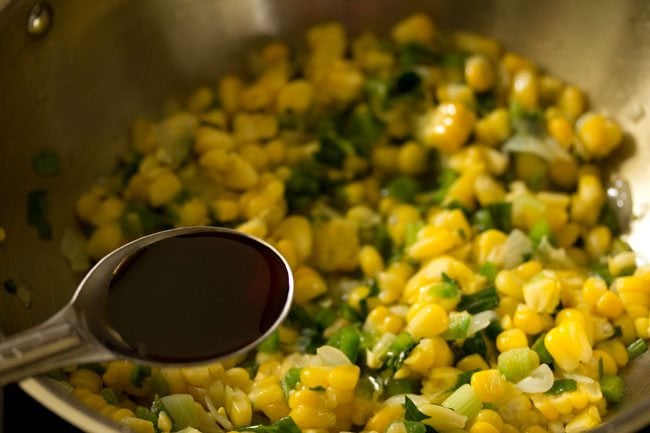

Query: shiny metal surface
<box><xmin>0</xmin><ymin>0</ymin><xmax>649</xmax><ymax>431</ymax></box>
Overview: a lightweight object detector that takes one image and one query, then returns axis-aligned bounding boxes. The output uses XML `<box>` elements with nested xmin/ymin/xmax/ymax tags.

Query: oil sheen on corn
<box><xmin>105</xmin><ymin>231</ymin><xmax>289</xmax><ymax>362</ymax></box>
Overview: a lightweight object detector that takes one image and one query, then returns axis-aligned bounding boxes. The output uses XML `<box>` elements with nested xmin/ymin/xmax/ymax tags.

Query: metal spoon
<box><xmin>0</xmin><ymin>226</ymin><xmax>293</xmax><ymax>385</ymax></box>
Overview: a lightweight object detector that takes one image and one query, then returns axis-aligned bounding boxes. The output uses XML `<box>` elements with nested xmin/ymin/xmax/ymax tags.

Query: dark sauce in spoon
<box><xmin>105</xmin><ymin>232</ymin><xmax>291</xmax><ymax>363</ymax></box>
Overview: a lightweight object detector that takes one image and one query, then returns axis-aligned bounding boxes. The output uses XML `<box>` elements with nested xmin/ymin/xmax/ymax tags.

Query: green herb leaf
<box><xmin>100</xmin><ymin>388</ymin><xmax>125</xmax><ymax>405</ymax></box>
<box><xmin>479</xmin><ymin>262</ymin><xmax>499</xmax><ymax>284</ymax></box>
<box><xmin>386</xmin><ymin>332</ymin><xmax>417</xmax><ymax>371</ymax></box>
<box><xmin>384</xmin><ymin>378</ymin><xmax>421</xmax><ymax>397</ymax></box>
<box><xmin>31</xmin><ymin>150</ymin><xmax>61</xmax><ymax>176</ymax></box>
<box><xmin>545</xmin><ymin>379</ymin><xmax>577</xmax><ymax>395</ymax></box>
<box><xmin>529</xmin><ymin>219</ymin><xmax>555</xmax><ymax>247</ymax></box>
<box><xmin>135</xmin><ymin>405</ymin><xmax>158</xmax><ymax>424</ymax></box>
<box><xmin>404</xmin><ymin>420</ymin><xmax>427</xmax><ymax>433</ymax></box>
<box><xmin>327</xmin><ymin>326</ymin><xmax>361</xmax><ymax>363</ymax></box>
<box><xmin>131</xmin><ymin>365</ymin><xmax>152</xmax><ymax>388</ymax></box>
<box><xmin>461</xmin><ymin>333</ymin><xmax>488</xmax><ymax>360</ymax></box>
<box><xmin>386</xmin><ymin>176</ymin><xmax>422</xmax><ymax>203</ymax></box>
<box><xmin>458</xmin><ymin>286</ymin><xmax>500</xmax><ymax>314</ymax></box>
<box><xmin>600</xmin><ymin>375</ymin><xmax>625</xmax><ymax>404</ymax></box>
<box><xmin>240</xmin><ymin>416</ymin><xmax>302</xmax><ymax>433</ymax></box>
<box><xmin>531</xmin><ymin>333</ymin><xmax>554</xmax><ymax>365</ymax></box>
<box><xmin>452</xmin><ymin>369</ymin><xmax>480</xmax><ymax>392</ymax></box>
<box><xmin>258</xmin><ymin>329</ymin><xmax>280</xmax><ymax>353</ymax></box>
<box><xmin>281</xmin><ymin>368</ymin><xmax>302</xmax><ymax>398</ymax></box>
<box><xmin>403</xmin><ymin>396</ymin><xmax>430</xmax><ymax>422</ymax></box>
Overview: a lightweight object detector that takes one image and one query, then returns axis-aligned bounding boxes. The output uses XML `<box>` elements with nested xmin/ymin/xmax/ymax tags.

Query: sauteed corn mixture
<box><xmin>55</xmin><ymin>12</ymin><xmax>649</xmax><ymax>433</ymax></box>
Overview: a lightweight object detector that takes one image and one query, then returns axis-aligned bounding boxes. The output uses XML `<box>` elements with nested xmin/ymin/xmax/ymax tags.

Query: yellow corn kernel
<box><xmin>595</xmin><ymin>339</ymin><xmax>629</xmax><ymax>367</ymax></box>
<box><xmin>495</xmin><ymin>270</ymin><xmax>524</xmax><ymax>299</ymax></box>
<box><xmin>293</xmin><ymin>266</ymin><xmax>327</xmax><ymax>304</ymax></box>
<box><xmin>300</xmin><ymin>366</ymin><xmax>331</xmax><ymax>389</ymax></box>
<box><xmin>223</xmin><ymin>155</ymin><xmax>259</xmax><ymax>190</ymax></box>
<box><xmin>596</xmin><ymin>291</ymin><xmax>624</xmax><ymax>319</ymax></box>
<box><xmin>585</xmin><ymin>225</ymin><xmax>612</xmax><ymax>261</ymax></box>
<box><xmin>502</xmin><ymin>52</ymin><xmax>535</xmax><ymax>74</ymax></box>
<box><xmin>474</xmin><ymin>174</ymin><xmax>506</xmax><ymax>206</ymax></box>
<box><xmin>200</xmin><ymin>109</ymin><xmax>227</xmax><ymax>129</ymax></box>
<box><xmin>359</xmin><ymin>245</ymin><xmax>385</xmax><ymax>277</ymax></box>
<box><xmin>90</xmin><ymin>196</ymin><xmax>125</xmax><ymax>226</ymax></box>
<box><xmin>178</xmin><ymin>198</ymin><xmax>209</xmax><ymax>227</ymax></box>
<box><xmin>465</xmin><ymin>54</ymin><xmax>495</xmax><ymax>92</ymax></box>
<box><xmin>576</xmin><ymin>112</ymin><xmax>623</xmax><ymax>159</ymax></box>
<box><xmin>406</xmin><ymin>303</ymin><xmax>450</xmax><ymax>339</ymax></box>
<box><xmin>545</xmin><ymin>320</ymin><xmax>593</xmax><ymax>371</ymax></box>
<box><xmin>228</xmin><ymin>388</ymin><xmax>253</xmax><ymax>427</ymax></box>
<box><xmin>547</xmin><ymin>116</ymin><xmax>574</xmax><ymax>149</ymax></box>
<box><xmin>398</xmin><ymin>141</ymin><xmax>428</xmax><ymax>175</ymax></box>
<box><xmin>387</xmin><ymin>205</ymin><xmax>421</xmax><ymax>246</ymax></box>
<box><xmin>557</xmin><ymin>85</ymin><xmax>586</xmax><ymax>121</ymax></box>
<box><xmin>565</xmin><ymin>406</ymin><xmax>601</xmax><ymax>433</ymax></box>
<box><xmin>120</xmin><ymin>417</ymin><xmax>155</xmax><ymax>433</ymax></box>
<box><xmin>592</xmin><ymin>350</ymin><xmax>618</xmax><ymax>375</ymax></box>
<box><xmin>457</xmin><ymin>354</ymin><xmax>490</xmax><ymax>372</ymax></box>
<box><xmin>218</xmin><ymin>75</ymin><xmax>243</xmax><ymax>113</ymax></box>
<box><xmin>496</xmin><ymin>329</ymin><xmax>529</xmax><ymax>352</ymax></box>
<box><xmin>69</xmin><ymin>369</ymin><xmax>103</xmax><ymax>394</ymax></box>
<box><xmin>250</xmin><ymin>383</ymin><xmax>285</xmax><ymax>408</ymax></box>
<box><xmin>511</xmin><ymin>69</ymin><xmax>539</xmax><ymax>110</ymax></box>
<box><xmin>112</xmin><ymin>408</ymin><xmax>136</xmax><ymax>422</ymax></box>
<box><xmin>469</xmin><ymin>422</ymin><xmax>499</xmax><ymax>433</ymax></box>
<box><xmin>473</xmin><ymin>229</ymin><xmax>508</xmax><ymax>264</ymax></box>
<box><xmin>86</xmin><ymin>223</ymin><xmax>123</xmax><ymax>260</ymax></box>
<box><xmin>236</xmin><ymin>218</ymin><xmax>267</xmax><ymax>239</ymax></box>
<box><xmin>365</xmin><ymin>405</ymin><xmax>405</xmax><ymax>433</ymax></box>
<box><xmin>418</xmin><ymin>102</ymin><xmax>476</xmax><ymax>153</ymax></box>
<box><xmin>194</xmin><ymin>127</ymin><xmax>234</xmax><ymax>154</ymax></box>
<box><xmin>148</xmin><ymin>172</ymin><xmax>182</xmax><ymax>207</ymax></box>
<box><xmin>570</xmin><ymin>174</ymin><xmax>605</xmax><ymax>226</ymax></box>
<box><xmin>609</xmin><ymin>251</ymin><xmax>637</xmax><ymax>277</ymax></box>
<box><xmin>372</xmin><ymin>145</ymin><xmax>400</xmax><ymax>173</ymax></box>
<box><xmin>513</xmin><ymin>304</ymin><xmax>546</xmax><ymax>335</ymax></box>
<box><xmin>531</xmin><ymin>394</ymin><xmax>559</xmax><ymax>421</ymax></box>
<box><xmin>211</xmin><ymin>198</ymin><xmax>239</xmax><ymax>223</ymax></box>
<box><xmin>403</xmin><ymin>338</ymin><xmax>435</xmax><ymax>374</ymax></box>
<box><xmin>474</xmin><ymin>108</ymin><xmax>511</xmax><ymax>146</ymax></box>
<box><xmin>470</xmin><ymin>369</ymin><xmax>506</xmax><ymax>403</ymax></box>
<box><xmin>289</xmin><ymin>405</ymin><xmax>336</xmax><ymax>429</ymax></box>
<box><xmin>582</xmin><ymin>277</ymin><xmax>608</xmax><ymax>308</ymax></box>
<box><xmin>408</xmin><ymin>226</ymin><xmax>457</xmax><ymax>261</ymax></box>
<box><xmin>276</xmin><ymin>80</ymin><xmax>314</xmax><ymax>114</ymax></box>
<box><xmin>328</xmin><ymin>365</ymin><xmax>360</xmax><ymax>391</ymax></box>
<box><xmin>523</xmin><ymin>273</ymin><xmax>561</xmax><ymax>314</ymax></box>
<box><xmin>157</xmin><ymin>412</ymin><xmax>173</xmax><ymax>432</ymax></box>
<box><xmin>452</xmin><ymin>31</ymin><xmax>501</xmax><ymax>59</ymax></box>
<box><xmin>635</xmin><ymin>317</ymin><xmax>650</xmax><ymax>339</ymax></box>
<box><xmin>474</xmin><ymin>409</ymin><xmax>504</xmax><ymax>430</ymax></box>
<box><xmin>378</xmin><ymin>271</ymin><xmax>405</xmax><ymax>304</ymax></box>
<box><xmin>391</xmin><ymin>13</ymin><xmax>436</xmax><ymax>45</ymax></box>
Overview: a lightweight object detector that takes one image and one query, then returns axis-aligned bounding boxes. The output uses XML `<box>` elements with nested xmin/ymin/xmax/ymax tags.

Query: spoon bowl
<box><xmin>0</xmin><ymin>226</ymin><xmax>293</xmax><ymax>385</ymax></box>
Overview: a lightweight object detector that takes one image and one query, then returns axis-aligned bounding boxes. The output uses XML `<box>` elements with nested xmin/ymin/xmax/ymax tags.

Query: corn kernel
<box><xmin>470</xmin><ymin>369</ymin><xmax>506</xmax><ymax>403</ymax></box>
<box><xmin>497</xmin><ymin>329</ymin><xmax>529</xmax><ymax>352</ymax></box>
<box><xmin>511</xmin><ymin>69</ymin><xmax>539</xmax><ymax>110</ymax></box>
<box><xmin>391</xmin><ymin>13</ymin><xmax>436</xmax><ymax>45</ymax></box>
<box><xmin>406</xmin><ymin>303</ymin><xmax>450</xmax><ymax>339</ymax></box>
<box><xmin>293</xmin><ymin>267</ymin><xmax>327</xmax><ymax>304</ymax></box>
<box><xmin>576</xmin><ymin>112</ymin><xmax>623</xmax><ymax>159</ymax></box>
<box><xmin>418</xmin><ymin>102</ymin><xmax>476</xmax><ymax>153</ymax></box>
<box><xmin>596</xmin><ymin>291</ymin><xmax>624</xmax><ymax>319</ymax></box>
<box><xmin>465</xmin><ymin>55</ymin><xmax>496</xmax><ymax>92</ymax></box>
<box><xmin>328</xmin><ymin>365</ymin><xmax>360</xmax><ymax>391</ymax></box>
<box><xmin>398</xmin><ymin>141</ymin><xmax>427</xmax><ymax>175</ymax></box>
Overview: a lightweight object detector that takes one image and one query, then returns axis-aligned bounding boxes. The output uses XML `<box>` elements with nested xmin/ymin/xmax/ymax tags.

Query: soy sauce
<box><xmin>105</xmin><ymin>232</ymin><xmax>291</xmax><ymax>362</ymax></box>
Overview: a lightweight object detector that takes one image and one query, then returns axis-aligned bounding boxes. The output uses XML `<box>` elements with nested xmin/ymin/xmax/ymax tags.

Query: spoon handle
<box><xmin>0</xmin><ymin>307</ymin><xmax>108</xmax><ymax>385</ymax></box>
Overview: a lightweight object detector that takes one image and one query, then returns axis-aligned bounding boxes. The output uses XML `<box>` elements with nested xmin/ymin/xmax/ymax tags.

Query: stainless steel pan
<box><xmin>1</xmin><ymin>0</ymin><xmax>650</xmax><ymax>431</ymax></box>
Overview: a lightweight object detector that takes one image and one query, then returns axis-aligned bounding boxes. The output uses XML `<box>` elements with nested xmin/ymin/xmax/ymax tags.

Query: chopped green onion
<box><xmin>442</xmin><ymin>384</ymin><xmax>482</xmax><ymax>420</ymax></box>
<box><xmin>100</xmin><ymin>388</ymin><xmax>124</xmax><ymax>405</ymax></box>
<box><xmin>451</xmin><ymin>369</ymin><xmax>480</xmax><ymax>392</ymax></box>
<box><xmin>135</xmin><ymin>405</ymin><xmax>158</xmax><ymax>424</ymax></box>
<box><xmin>339</xmin><ymin>303</ymin><xmax>364</xmax><ymax>323</ymax></box>
<box><xmin>405</xmin><ymin>221</ymin><xmax>424</xmax><ymax>248</ymax></box>
<box><xmin>398</xmin><ymin>43</ymin><xmax>440</xmax><ymax>68</ymax></box>
<box><xmin>385</xmin><ymin>332</ymin><xmax>417</xmax><ymax>370</ymax></box>
<box><xmin>327</xmin><ymin>326</ymin><xmax>361</xmax><ymax>363</ymax></box>
<box><xmin>315</xmin><ymin>135</ymin><xmax>349</xmax><ymax>168</ymax></box>
<box><xmin>600</xmin><ymin>375</ymin><xmax>625</xmax><ymax>404</ymax></box>
<box><xmin>627</xmin><ymin>338</ymin><xmax>648</xmax><ymax>360</ymax></box>
<box><xmin>45</xmin><ymin>369</ymin><xmax>67</xmax><ymax>382</ymax></box>
<box><xmin>241</xmin><ymin>416</ymin><xmax>302</xmax><ymax>433</ymax></box>
<box><xmin>394</xmin><ymin>71</ymin><xmax>422</xmax><ymax>95</ymax></box>
<box><xmin>386</xmin><ymin>176</ymin><xmax>422</xmax><ymax>203</ymax></box>
<box><xmin>529</xmin><ymin>219</ymin><xmax>555</xmax><ymax>246</ymax></box>
<box><xmin>281</xmin><ymin>368</ymin><xmax>302</xmax><ymax>398</ymax></box>
<box><xmin>545</xmin><ymin>379</ymin><xmax>577</xmax><ymax>395</ymax></box>
<box><xmin>384</xmin><ymin>378</ymin><xmax>421</xmax><ymax>397</ymax></box>
<box><xmin>590</xmin><ymin>261</ymin><xmax>613</xmax><ymax>285</ymax></box>
<box><xmin>346</xmin><ymin>104</ymin><xmax>384</xmax><ymax>157</ymax></box>
<box><xmin>150</xmin><ymin>373</ymin><xmax>169</xmax><ymax>396</ymax></box>
<box><xmin>160</xmin><ymin>394</ymin><xmax>199</xmax><ymax>429</ymax></box>
<box><xmin>486</xmin><ymin>202</ymin><xmax>512</xmax><ymax>232</ymax></box>
<box><xmin>479</xmin><ymin>262</ymin><xmax>499</xmax><ymax>284</ymax></box>
<box><xmin>131</xmin><ymin>364</ymin><xmax>151</xmax><ymax>388</ymax></box>
<box><xmin>461</xmin><ymin>333</ymin><xmax>488</xmax><ymax>360</ymax></box>
<box><xmin>314</xmin><ymin>307</ymin><xmax>337</xmax><ymax>330</ymax></box>
<box><xmin>429</xmin><ymin>279</ymin><xmax>460</xmax><ymax>299</ymax></box>
<box><xmin>498</xmin><ymin>348</ymin><xmax>540</xmax><ymax>383</ymax></box>
<box><xmin>81</xmin><ymin>363</ymin><xmax>106</xmax><ymax>375</ymax></box>
<box><xmin>31</xmin><ymin>149</ymin><xmax>60</xmax><ymax>176</ymax></box>
<box><xmin>403</xmin><ymin>396</ymin><xmax>430</xmax><ymax>421</ymax></box>
<box><xmin>443</xmin><ymin>311</ymin><xmax>472</xmax><ymax>340</ymax></box>
<box><xmin>355</xmin><ymin>375</ymin><xmax>383</xmax><ymax>400</ymax></box>
<box><xmin>285</xmin><ymin>164</ymin><xmax>322</xmax><ymax>212</ymax></box>
<box><xmin>458</xmin><ymin>286</ymin><xmax>500</xmax><ymax>314</ymax></box>
<box><xmin>3</xmin><ymin>279</ymin><xmax>17</xmax><ymax>294</ymax></box>
<box><xmin>367</xmin><ymin>278</ymin><xmax>380</xmax><ymax>297</ymax></box>
<box><xmin>257</xmin><ymin>329</ymin><xmax>280</xmax><ymax>353</ymax></box>
<box><xmin>485</xmin><ymin>319</ymin><xmax>503</xmax><ymax>341</ymax></box>
<box><xmin>474</xmin><ymin>209</ymin><xmax>494</xmax><ymax>232</ymax></box>
<box><xmin>296</xmin><ymin>328</ymin><xmax>324</xmax><ymax>354</ymax></box>
<box><xmin>531</xmin><ymin>333</ymin><xmax>554</xmax><ymax>365</ymax></box>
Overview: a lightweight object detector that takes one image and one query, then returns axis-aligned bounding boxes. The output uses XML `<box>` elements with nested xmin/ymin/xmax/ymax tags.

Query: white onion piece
<box><xmin>317</xmin><ymin>345</ymin><xmax>352</xmax><ymax>366</ymax></box>
<box><xmin>502</xmin><ymin>229</ymin><xmax>533</xmax><ymax>269</ymax></box>
<box><xmin>467</xmin><ymin>310</ymin><xmax>498</xmax><ymax>336</ymax></box>
<box><xmin>503</xmin><ymin>134</ymin><xmax>572</xmax><ymax>162</ymax></box>
<box><xmin>382</xmin><ymin>393</ymin><xmax>429</xmax><ymax>407</ymax></box>
<box><xmin>562</xmin><ymin>372</ymin><xmax>595</xmax><ymax>384</ymax></box>
<box><xmin>516</xmin><ymin>364</ymin><xmax>554</xmax><ymax>393</ymax></box>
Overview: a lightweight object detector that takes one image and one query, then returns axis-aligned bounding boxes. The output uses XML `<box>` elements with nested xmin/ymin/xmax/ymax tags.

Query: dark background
<box><xmin>1</xmin><ymin>384</ymin><xmax>81</xmax><ymax>433</ymax></box>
